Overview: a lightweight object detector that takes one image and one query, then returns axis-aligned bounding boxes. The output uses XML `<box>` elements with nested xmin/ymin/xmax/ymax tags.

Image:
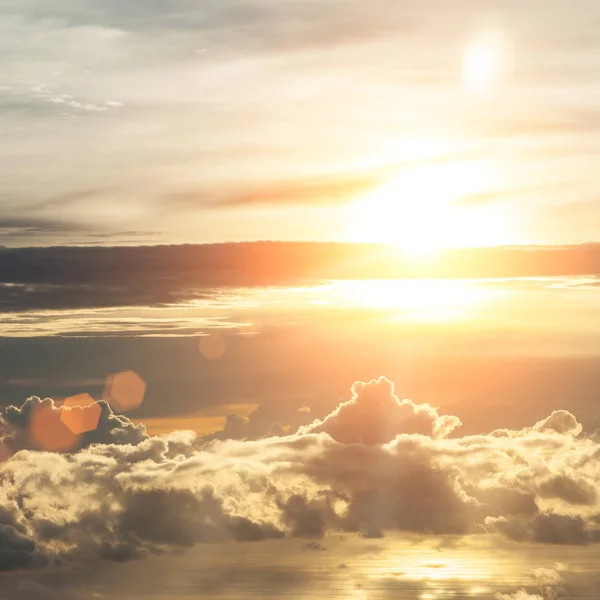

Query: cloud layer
<box><xmin>1</xmin><ymin>243</ymin><xmax>599</xmax><ymax>313</ymax></box>
<box><xmin>1</xmin><ymin>376</ymin><xmax>600</xmax><ymax>571</ymax></box>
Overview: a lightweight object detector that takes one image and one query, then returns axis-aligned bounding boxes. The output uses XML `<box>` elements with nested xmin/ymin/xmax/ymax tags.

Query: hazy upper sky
<box><xmin>2</xmin><ymin>0</ymin><xmax>600</xmax><ymax>247</ymax></box>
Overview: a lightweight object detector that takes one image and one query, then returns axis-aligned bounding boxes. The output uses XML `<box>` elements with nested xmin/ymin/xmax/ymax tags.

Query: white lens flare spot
<box><xmin>462</xmin><ymin>31</ymin><xmax>511</xmax><ymax>93</ymax></box>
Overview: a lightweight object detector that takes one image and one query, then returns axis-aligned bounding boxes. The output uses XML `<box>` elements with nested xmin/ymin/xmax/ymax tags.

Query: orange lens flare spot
<box><xmin>104</xmin><ymin>371</ymin><xmax>147</xmax><ymax>413</ymax></box>
<box><xmin>60</xmin><ymin>393</ymin><xmax>102</xmax><ymax>435</ymax></box>
<box><xmin>198</xmin><ymin>332</ymin><xmax>226</xmax><ymax>360</ymax></box>
<box><xmin>29</xmin><ymin>403</ymin><xmax>80</xmax><ymax>453</ymax></box>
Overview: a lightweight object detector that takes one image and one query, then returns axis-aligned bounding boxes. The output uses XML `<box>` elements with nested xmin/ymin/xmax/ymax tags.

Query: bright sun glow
<box><xmin>346</xmin><ymin>158</ymin><xmax>511</xmax><ymax>259</ymax></box>
<box><xmin>327</xmin><ymin>279</ymin><xmax>502</xmax><ymax>322</ymax></box>
<box><xmin>462</xmin><ymin>31</ymin><xmax>510</xmax><ymax>93</ymax></box>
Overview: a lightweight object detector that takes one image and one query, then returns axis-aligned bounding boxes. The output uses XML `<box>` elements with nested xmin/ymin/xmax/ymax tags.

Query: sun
<box><xmin>345</xmin><ymin>159</ymin><xmax>510</xmax><ymax>258</ymax></box>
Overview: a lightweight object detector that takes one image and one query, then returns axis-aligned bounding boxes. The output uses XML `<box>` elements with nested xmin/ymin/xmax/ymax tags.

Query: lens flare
<box><xmin>462</xmin><ymin>31</ymin><xmax>511</xmax><ymax>93</ymax></box>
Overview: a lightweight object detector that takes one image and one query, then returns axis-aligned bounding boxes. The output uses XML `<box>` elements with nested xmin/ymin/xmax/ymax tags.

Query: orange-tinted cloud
<box><xmin>166</xmin><ymin>148</ymin><xmax>488</xmax><ymax>209</ymax></box>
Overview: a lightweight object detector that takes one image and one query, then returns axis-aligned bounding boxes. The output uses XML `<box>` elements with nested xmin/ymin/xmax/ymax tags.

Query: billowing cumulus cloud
<box><xmin>1</xmin><ymin>376</ymin><xmax>600</xmax><ymax>571</ymax></box>
<box><xmin>301</xmin><ymin>376</ymin><xmax>461</xmax><ymax>443</ymax></box>
<box><xmin>1</xmin><ymin>396</ymin><xmax>147</xmax><ymax>453</ymax></box>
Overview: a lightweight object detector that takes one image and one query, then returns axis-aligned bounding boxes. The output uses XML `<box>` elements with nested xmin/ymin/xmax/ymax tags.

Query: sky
<box><xmin>2</xmin><ymin>2</ymin><xmax>600</xmax><ymax>599</ymax></box>
<box><xmin>1</xmin><ymin>0</ymin><xmax>600</xmax><ymax>248</ymax></box>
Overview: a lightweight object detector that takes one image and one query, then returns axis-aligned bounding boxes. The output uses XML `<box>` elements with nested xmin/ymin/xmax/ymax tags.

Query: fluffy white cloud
<box><xmin>1</xmin><ymin>376</ymin><xmax>600</xmax><ymax>571</ymax></box>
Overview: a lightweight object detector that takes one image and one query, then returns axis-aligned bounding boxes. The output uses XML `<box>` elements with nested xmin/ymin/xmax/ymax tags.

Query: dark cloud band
<box><xmin>0</xmin><ymin>243</ymin><xmax>599</xmax><ymax>312</ymax></box>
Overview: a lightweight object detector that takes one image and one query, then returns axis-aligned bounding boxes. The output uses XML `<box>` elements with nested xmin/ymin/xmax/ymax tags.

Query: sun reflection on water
<box><xmin>365</xmin><ymin>552</ymin><xmax>494</xmax><ymax>584</ymax></box>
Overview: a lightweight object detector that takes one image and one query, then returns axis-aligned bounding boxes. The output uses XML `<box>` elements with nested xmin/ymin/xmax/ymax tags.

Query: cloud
<box><xmin>1</xmin><ymin>243</ymin><xmax>599</xmax><ymax>313</ymax></box>
<box><xmin>1</xmin><ymin>396</ymin><xmax>148</xmax><ymax>453</ymax></box>
<box><xmin>0</xmin><ymin>524</ymin><xmax>46</xmax><ymax>571</ymax></box>
<box><xmin>496</xmin><ymin>592</ymin><xmax>543</xmax><ymax>600</ymax></box>
<box><xmin>0</xmin><ymin>217</ymin><xmax>86</xmax><ymax>238</ymax></box>
<box><xmin>486</xmin><ymin>513</ymin><xmax>600</xmax><ymax>545</ymax></box>
<box><xmin>0</xmin><ymin>0</ymin><xmax>419</xmax><ymax>57</ymax></box>
<box><xmin>28</xmin><ymin>188</ymin><xmax>110</xmax><ymax>211</ymax></box>
<box><xmin>529</xmin><ymin>565</ymin><xmax>565</xmax><ymax>586</ymax></box>
<box><xmin>533</xmin><ymin>410</ymin><xmax>584</xmax><ymax>436</ymax></box>
<box><xmin>1</xmin><ymin>376</ymin><xmax>600</xmax><ymax>571</ymax></box>
<box><xmin>48</xmin><ymin>97</ymin><xmax>112</xmax><ymax>112</ymax></box>
<box><xmin>301</xmin><ymin>376</ymin><xmax>461</xmax><ymax>443</ymax></box>
<box><xmin>177</xmin><ymin>148</ymin><xmax>488</xmax><ymax>209</ymax></box>
<box><xmin>202</xmin><ymin>399</ymin><xmax>314</xmax><ymax>443</ymax></box>
<box><xmin>537</xmin><ymin>473</ymin><xmax>597</xmax><ymax>506</ymax></box>
<box><xmin>207</xmin><ymin>170</ymin><xmax>384</xmax><ymax>208</ymax></box>
<box><xmin>451</xmin><ymin>183</ymin><xmax>563</xmax><ymax>208</ymax></box>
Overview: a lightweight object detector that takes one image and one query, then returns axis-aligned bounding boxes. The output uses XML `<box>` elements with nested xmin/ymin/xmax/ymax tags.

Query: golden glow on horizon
<box><xmin>329</xmin><ymin>279</ymin><xmax>500</xmax><ymax>321</ymax></box>
<box><xmin>346</xmin><ymin>158</ymin><xmax>511</xmax><ymax>258</ymax></box>
<box><xmin>133</xmin><ymin>402</ymin><xmax>258</xmax><ymax>436</ymax></box>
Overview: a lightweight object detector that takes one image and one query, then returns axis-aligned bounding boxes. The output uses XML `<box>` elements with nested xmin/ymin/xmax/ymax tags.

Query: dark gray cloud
<box><xmin>487</xmin><ymin>513</ymin><xmax>600</xmax><ymax>546</ymax></box>
<box><xmin>537</xmin><ymin>473</ymin><xmax>598</xmax><ymax>506</ymax></box>
<box><xmin>0</xmin><ymin>281</ymin><xmax>210</xmax><ymax>312</ymax></box>
<box><xmin>0</xmin><ymin>524</ymin><xmax>45</xmax><ymax>571</ymax></box>
<box><xmin>202</xmin><ymin>399</ymin><xmax>314</xmax><ymax>443</ymax></box>
<box><xmin>0</xmin><ymin>243</ymin><xmax>599</xmax><ymax>312</ymax></box>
